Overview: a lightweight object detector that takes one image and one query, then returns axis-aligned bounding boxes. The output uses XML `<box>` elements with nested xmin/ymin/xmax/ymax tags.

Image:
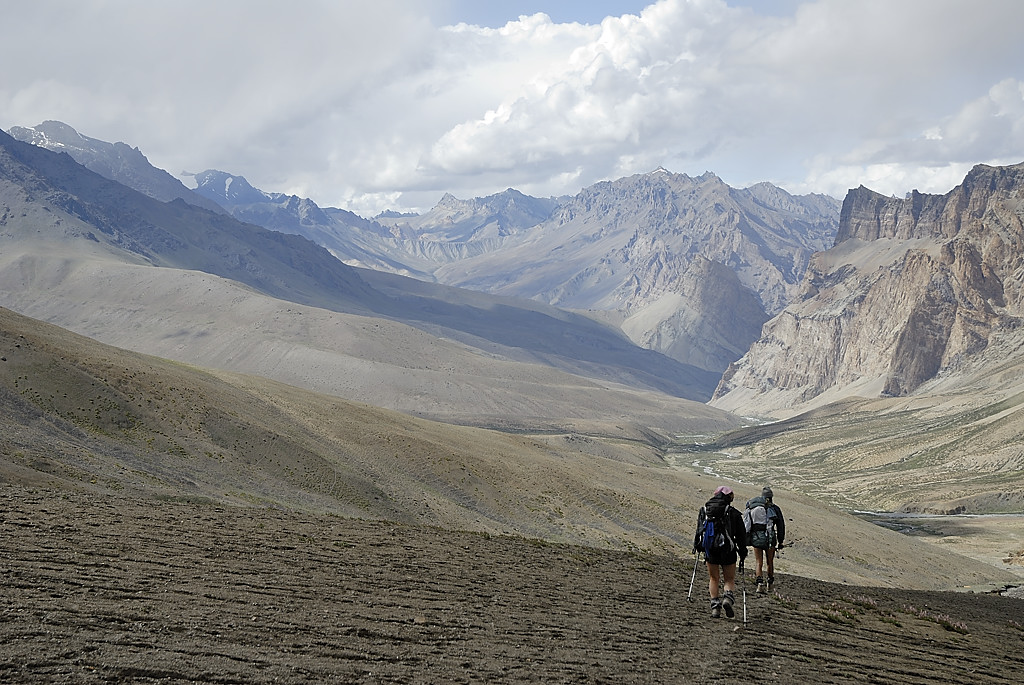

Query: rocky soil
<box><xmin>2</xmin><ymin>486</ymin><xmax>1022</xmax><ymax>684</ymax></box>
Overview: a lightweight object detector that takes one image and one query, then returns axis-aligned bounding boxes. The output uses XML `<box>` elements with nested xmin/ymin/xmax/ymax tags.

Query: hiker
<box><xmin>744</xmin><ymin>486</ymin><xmax>786</xmax><ymax>594</ymax></box>
<box><xmin>692</xmin><ymin>485</ymin><xmax>747</xmax><ymax>618</ymax></box>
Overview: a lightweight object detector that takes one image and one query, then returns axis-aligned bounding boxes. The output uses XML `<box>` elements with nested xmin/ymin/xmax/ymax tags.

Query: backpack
<box><xmin>701</xmin><ymin>495</ymin><xmax>736</xmax><ymax>558</ymax></box>
<box><xmin>744</xmin><ymin>496</ymin><xmax>777</xmax><ymax>548</ymax></box>
<box><xmin>765</xmin><ymin>502</ymin><xmax>779</xmax><ymax>547</ymax></box>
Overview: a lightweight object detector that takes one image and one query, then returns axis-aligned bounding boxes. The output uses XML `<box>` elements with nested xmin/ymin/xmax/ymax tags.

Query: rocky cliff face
<box><xmin>620</xmin><ymin>255</ymin><xmax>770</xmax><ymax>373</ymax></box>
<box><xmin>712</xmin><ymin>162</ymin><xmax>1024</xmax><ymax>416</ymax></box>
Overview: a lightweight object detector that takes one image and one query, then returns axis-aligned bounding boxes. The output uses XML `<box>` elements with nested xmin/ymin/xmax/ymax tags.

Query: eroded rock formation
<box><xmin>712</xmin><ymin>162</ymin><xmax>1024</xmax><ymax>415</ymax></box>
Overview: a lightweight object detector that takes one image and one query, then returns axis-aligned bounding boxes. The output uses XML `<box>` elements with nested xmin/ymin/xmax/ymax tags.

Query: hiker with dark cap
<box><xmin>744</xmin><ymin>486</ymin><xmax>786</xmax><ymax>594</ymax></box>
<box><xmin>693</xmin><ymin>485</ymin><xmax>747</xmax><ymax>618</ymax></box>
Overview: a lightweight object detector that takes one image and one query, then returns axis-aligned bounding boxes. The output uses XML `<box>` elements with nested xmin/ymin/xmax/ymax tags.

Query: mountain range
<box><xmin>3</xmin><ymin>120</ymin><xmax>1023</xmax><ymax>594</ymax></box>
<box><xmin>30</xmin><ymin>121</ymin><xmax>1017</xmax><ymax>423</ymax></box>
<box><xmin>12</xmin><ymin>122</ymin><xmax>840</xmax><ymax>378</ymax></box>
<box><xmin>0</xmin><ymin>125</ymin><xmax>725</xmax><ymax>427</ymax></box>
<box><xmin>191</xmin><ymin>165</ymin><xmax>841</xmax><ymax>376</ymax></box>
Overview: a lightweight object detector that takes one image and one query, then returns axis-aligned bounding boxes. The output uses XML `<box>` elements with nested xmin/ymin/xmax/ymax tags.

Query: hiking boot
<box><xmin>767</xmin><ymin>575</ymin><xmax>775</xmax><ymax>592</ymax></box>
<box><xmin>722</xmin><ymin>592</ymin><xmax>735</xmax><ymax>618</ymax></box>
<box><xmin>756</xmin><ymin>576</ymin><xmax>766</xmax><ymax>595</ymax></box>
<box><xmin>710</xmin><ymin>598</ymin><xmax>722</xmax><ymax>618</ymax></box>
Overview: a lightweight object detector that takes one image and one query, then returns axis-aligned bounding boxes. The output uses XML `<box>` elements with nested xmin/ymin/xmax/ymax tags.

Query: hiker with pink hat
<box><xmin>692</xmin><ymin>485</ymin><xmax>748</xmax><ymax>618</ymax></box>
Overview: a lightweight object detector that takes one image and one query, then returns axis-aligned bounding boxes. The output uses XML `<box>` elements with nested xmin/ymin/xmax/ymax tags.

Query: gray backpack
<box><xmin>744</xmin><ymin>496</ymin><xmax>777</xmax><ymax>549</ymax></box>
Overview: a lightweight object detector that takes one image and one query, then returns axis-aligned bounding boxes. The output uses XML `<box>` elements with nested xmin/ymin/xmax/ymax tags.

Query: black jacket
<box><xmin>693</xmin><ymin>495</ymin><xmax>748</xmax><ymax>563</ymax></box>
<box><xmin>769</xmin><ymin>502</ymin><xmax>786</xmax><ymax>546</ymax></box>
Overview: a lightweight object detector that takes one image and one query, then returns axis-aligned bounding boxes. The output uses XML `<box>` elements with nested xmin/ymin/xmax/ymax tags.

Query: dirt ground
<box><xmin>2</xmin><ymin>486</ymin><xmax>1023</xmax><ymax>684</ymax></box>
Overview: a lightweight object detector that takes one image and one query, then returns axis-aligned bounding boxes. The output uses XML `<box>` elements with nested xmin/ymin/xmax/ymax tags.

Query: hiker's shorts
<box><xmin>706</xmin><ymin>549</ymin><xmax>739</xmax><ymax>567</ymax></box>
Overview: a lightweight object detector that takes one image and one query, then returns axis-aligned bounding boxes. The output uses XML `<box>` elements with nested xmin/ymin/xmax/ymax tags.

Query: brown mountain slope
<box><xmin>0</xmin><ymin>252</ymin><xmax>726</xmax><ymax>431</ymax></box>
<box><xmin>1</xmin><ymin>306</ymin><xmax>1017</xmax><ymax>590</ymax></box>
<box><xmin>1</xmin><ymin>488</ymin><xmax>1021</xmax><ymax>684</ymax></box>
<box><xmin>0</xmin><ymin>305</ymin><xmax>717</xmax><ymax>548</ymax></box>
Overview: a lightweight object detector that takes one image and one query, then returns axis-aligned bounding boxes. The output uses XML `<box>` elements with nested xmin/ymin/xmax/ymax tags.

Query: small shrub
<box><xmin>849</xmin><ymin>595</ymin><xmax>878</xmax><ymax>609</ymax></box>
<box><xmin>900</xmin><ymin>604</ymin><xmax>968</xmax><ymax>634</ymax></box>
<box><xmin>818</xmin><ymin>604</ymin><xmax>856</xmax><ymax>625</ymax></box>
<box><xmin>771</xmin><ymin>593</ymin><xmax>798</xmax><ymax>609</ymax></box>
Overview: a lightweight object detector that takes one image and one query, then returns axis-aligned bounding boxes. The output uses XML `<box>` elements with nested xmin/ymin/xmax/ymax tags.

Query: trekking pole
<box><xmin>742</xmin><ymin>563</ymin><xmax>747</xmax><ymax>625</ymax></box>
<box><xmin>687</xmin><ymin>553</ymin><xmax>699</xmax><ymax>602</ymax></box>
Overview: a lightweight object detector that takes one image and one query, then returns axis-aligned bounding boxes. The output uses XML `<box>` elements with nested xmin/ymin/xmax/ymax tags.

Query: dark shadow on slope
<box><xmin>359</xmin><ymin>269</ymin><xmax>721</xmax><ymax>401</ymax></box>
<box><xmin>1</xmin><ymin>129</ymin><xmax>717</xmax><ymax>401</ymax></box>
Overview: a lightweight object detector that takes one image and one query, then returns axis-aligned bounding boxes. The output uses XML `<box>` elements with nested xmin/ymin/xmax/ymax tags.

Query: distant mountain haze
<box><xmin>0</xmin><ymin>126</ymin><xmax>726</xmax><ymax>434</ymax></box>
<box><xmin>11</xmin><ymin>121</ymin><xmax>840</xmax><ymax>381</ymax></box>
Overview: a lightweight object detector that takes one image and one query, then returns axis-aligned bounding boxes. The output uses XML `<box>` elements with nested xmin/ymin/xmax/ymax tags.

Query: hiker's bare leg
<box><xmin>707</xmin><ymin>562</ymin><xmax>721</xmax><ymax>598</ymax></box>
<box><xmin>722</xmin><ymin>563</ymin><xmax>736</xmax><ymax>594</ymax></box>
<box><xmin>766</xmin><ymin>548</ymin><xmax>776</xmax><ymax>577</ymax></box>
<box><xmin>754</xmin><ymin>548</ymin><xmax>765</xmax><ymax>577</ymax></box>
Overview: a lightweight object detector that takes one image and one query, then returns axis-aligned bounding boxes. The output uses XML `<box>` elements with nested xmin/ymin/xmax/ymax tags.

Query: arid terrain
<box><xmin>2</xmin><ymin>487</ymin><xmax>1022</xmax><ymax>684</ymax></box>
<box><xmin>4</xmin><ymin>81</ymin><xmax>1024</xmax><ymax>683</ymax></box>
<box><xmin>3</xmin><ymin>297</ymin><xmax>1024</xmax><ymax>683</ymax></box>
<box><xmin>3</xmin><ymin>305</ymin><xmax>1020</xmax><ymax>590</ymax></box>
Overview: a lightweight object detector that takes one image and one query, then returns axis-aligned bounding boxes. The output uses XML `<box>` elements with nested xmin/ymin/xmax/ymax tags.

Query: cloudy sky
<box><xmin>3</xmin><ymin>0</ymin><xmax>1023</xmax><ymax>216</ymax></box>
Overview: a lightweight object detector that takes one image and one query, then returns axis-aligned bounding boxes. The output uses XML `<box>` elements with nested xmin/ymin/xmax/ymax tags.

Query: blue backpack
<box><xmin>701</xmin><ymin>495</ymin><xmax>736</xmax><ymax>558</ymax></box>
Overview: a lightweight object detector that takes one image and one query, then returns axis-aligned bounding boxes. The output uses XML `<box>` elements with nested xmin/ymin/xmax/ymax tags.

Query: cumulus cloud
<box><xmin>424</xmin><ymin>2</ymin><xmax>734</xmax><ymax>189</ymax></box>
<box><xmin>2</xmin><ymin>0</ymin><xmax>1024</xmax><ymax>215</ymax></box>
<box><xmin>419</xmin><ymin>0</ymin><xmax>1024</xmax><ymax>203</ymax></box>
<box><xmin>802</xmin><ymin>79</ymin><xmax>1024</xmax><ymax>197</ymax></box>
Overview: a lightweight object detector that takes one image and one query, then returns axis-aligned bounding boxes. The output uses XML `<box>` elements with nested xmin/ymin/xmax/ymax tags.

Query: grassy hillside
<box><xmin>670</xmin><ymin>358</ymin><xmax>1024</xmax><ymax>584</ymax></box>
<box><xmin>679</xmin><ymin>358</ymin><xmax>1024</xmax><ymax>516</ymax></box>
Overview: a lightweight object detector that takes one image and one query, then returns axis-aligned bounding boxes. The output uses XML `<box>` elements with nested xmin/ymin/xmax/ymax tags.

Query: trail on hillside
<box><xmin>1</xmin><ymin>487</ymin><xmax>1022</xmax><ymax>684</ymax></box>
